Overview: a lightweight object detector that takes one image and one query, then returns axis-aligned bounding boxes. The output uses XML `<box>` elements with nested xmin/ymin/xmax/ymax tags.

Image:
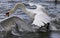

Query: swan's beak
<box><xmin>5</xmin><ymin>12</ymin><xmax>9</xmax><ymax>17</ymax></box>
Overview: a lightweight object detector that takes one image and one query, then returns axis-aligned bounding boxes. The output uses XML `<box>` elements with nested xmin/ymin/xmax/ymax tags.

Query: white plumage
<box><xmin>26</xmin><ymin>3</ymin><xmax>51</xmax><ymax>27</ymax></box>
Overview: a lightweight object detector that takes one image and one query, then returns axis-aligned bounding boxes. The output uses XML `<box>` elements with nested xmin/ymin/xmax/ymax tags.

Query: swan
<box><xmin>6</xmin><ymin>3</ymin><xmax>51</xmax><ymax>27</ymax></box>
<box><xmin>0</xmin><ymin>3</ymin><xmax>52</xmax><ymax>37</ymax></box>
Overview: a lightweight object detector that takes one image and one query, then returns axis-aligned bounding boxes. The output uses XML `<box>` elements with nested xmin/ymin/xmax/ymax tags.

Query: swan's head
<box><xmin>5</xmin><ymin>11</ymin><xmax>9</xmax><ymax>17</ymax></box>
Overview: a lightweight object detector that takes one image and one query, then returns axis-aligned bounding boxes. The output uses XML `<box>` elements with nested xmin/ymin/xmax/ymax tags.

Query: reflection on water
<box><xmin>5</xmin><ymin>31</ymin><xmax>60</xmax><ymax>38</ymax></box>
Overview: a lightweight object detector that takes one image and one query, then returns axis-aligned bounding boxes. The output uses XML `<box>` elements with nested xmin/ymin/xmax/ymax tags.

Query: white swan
<box><xmin>6</xmin><ymin>3</ymin><xmax>51</xmax><ymax>27</ymax></box>
<box><xmin>0</xmin><ymin>3</ymin><xmax>52</xmax><ymax>36</ymax></box>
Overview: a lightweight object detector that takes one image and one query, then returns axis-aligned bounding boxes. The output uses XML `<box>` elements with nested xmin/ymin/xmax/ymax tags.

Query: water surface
<box><xmin>5</xmin><ymin>31</ymin><xmax>60</xmax><ymax>38</ymax></box>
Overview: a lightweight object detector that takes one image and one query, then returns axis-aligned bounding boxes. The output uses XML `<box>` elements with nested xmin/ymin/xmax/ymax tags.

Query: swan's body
<box><xmin>8</xmin><ymin>3</ymin><xmax>51</xmax><ymax>27</ymax></box>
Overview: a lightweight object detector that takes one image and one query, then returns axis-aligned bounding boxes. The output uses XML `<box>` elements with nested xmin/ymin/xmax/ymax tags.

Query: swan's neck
<box><xmin>9</xmin><ymin>3</ymin><xmax>35</xmax><ymax>19</ymax></box>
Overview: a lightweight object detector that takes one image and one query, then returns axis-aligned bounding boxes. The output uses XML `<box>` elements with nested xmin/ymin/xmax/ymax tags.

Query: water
<box><xmin>4</xmin><ymin>31</ymin><xmax>60</xmax><ymax>38</ymax></box>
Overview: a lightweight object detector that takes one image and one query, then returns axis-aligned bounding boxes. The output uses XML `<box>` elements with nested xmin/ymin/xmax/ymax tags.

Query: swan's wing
<box><xmin>29</xmin><ymin>4</ymin><xmax>51</xmax><ymax>27</ymax></box>
<box><xmin>32</xmin><ymin>13</ymin><xmax>51</xmax><ymax>27</ymax></box>
<box><xmin>0</xmin><ymin>16</ymin><xmax>34</xmax><ymax>32</ymax></box>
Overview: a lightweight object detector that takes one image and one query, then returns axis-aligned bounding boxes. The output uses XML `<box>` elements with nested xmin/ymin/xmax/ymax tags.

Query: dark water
<box><xmin>5</xmin><ymin>31</ymin><xmax>60</xmax><ymax>38</ymax></box>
